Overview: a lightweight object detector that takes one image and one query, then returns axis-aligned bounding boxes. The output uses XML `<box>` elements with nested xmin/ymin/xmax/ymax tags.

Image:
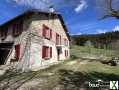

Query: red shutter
<box><xmin>50</xmin><ymin>47</ymin><xmax>52</xmax><ymax>58</ymax></box>
<box><xmin>60</xmin><ymin>35</ymin><xmax>61</xmax><ymax>45</ymax></box>
<box><xmin>67</xmin><ymin>50</ymin><xmax>68</xmax><ymax>57</ymax></box>
<box><xmin>42</xmin><ymin>46</ymin><xmax>46</xmax><ymax>58</ymax></box>
<box><xmin>56</xmin><ymin>33</ymin><xmax>59</xmax><ymax>45</ymax></box>
<box><xmin>43</xmin><ymin>26</ymin><xmax>46</xmax><ymax>37</ymax></box>
<box><xmin>65</xmin><ymin>50</ymin><xmax>66</xmax><ymax>57</ymax></box>
<box><xmin>15</xmin><ymin>44</ymin><xmax>20</xmax><ymax>60</ymax></box>
<box><xmin>50</xmin><ymin>29</ymin><xmax>52</xmax><ymax>39</ymax></box>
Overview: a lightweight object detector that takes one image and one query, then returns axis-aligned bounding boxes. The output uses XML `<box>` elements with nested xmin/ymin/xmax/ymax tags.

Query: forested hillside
<box><xmin>71</xmin><ymin>31</ymin><xmax>119</xmax><ymax>50</ymax></box>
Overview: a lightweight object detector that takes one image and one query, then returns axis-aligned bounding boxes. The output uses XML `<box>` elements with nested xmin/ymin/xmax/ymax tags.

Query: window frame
<box><xmin>42</xmin><ymin>46</ymin><xmax>52</xmax><ymax>60</ymax></box>
<box><xmin>13</xmin><ymin>20</ymin><xmax>23</xmax><ymax>37</ymax></box>
<box><xmin>42</xmin><ymin>24</ymin><xmax>52</xmax><ymax>40</ymax></box>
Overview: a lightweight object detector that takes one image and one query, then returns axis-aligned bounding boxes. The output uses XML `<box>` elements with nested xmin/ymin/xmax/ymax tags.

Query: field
<box><xmin>0</xmin><ymin>46</ymin><xmax>119</xmax><ymax>90</ymax></box>
<box><xmin>71</xmin><ymin>45</ymin><xmax>119</xmax><ymax>59</ymax></box>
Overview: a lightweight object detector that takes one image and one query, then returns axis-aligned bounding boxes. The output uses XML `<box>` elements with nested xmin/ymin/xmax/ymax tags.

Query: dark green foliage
<box><xmin>71</xmin><ymin>31</ymin><xmax>119</xmax><ymax>50</ymax></box>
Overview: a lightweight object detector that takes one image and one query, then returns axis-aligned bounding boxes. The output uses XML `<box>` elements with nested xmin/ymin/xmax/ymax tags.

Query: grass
<box><xmin>71</xmin><ymin>45</ymin><xmax>119</xmax><ymax>59</ymax></box>
<box><xmin>0</xmin><ymin>45</ymin><xmax>119</xmax><ymax>90</ymax></box>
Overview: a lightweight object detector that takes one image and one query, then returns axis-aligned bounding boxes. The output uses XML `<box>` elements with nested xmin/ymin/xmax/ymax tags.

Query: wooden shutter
<box><xmin>42</xmin><ymin>26</ymin><xmax>46</xmax><ymax>37</ymax></box>
<box><xmin>50</xmin><ymin>29</ymin><xmax>52</xmax><ymax>39</ymax></box>
<box><xmin>60</xmin><ymin>35</ymin><xmax>61</xmax><ymax>45</ymax></box>
<box><xmin>67</xmin><ymin>50</ymin><xmax>68</xmax><ymax>57</ymax></box>
<box><xmin>42</xmin><ymin>46</ymin><xmax>46</xmax><ymax>58</ymax></box>
<box><xmin>15</xmin><ymin>44</ymin><xmax>20</xmax><ymax>60</ymax></box>
<box><xmin>65</xmin><ymin>50</ymin><xmax>66</xmax><ymax>57</ymax></box>
<box><xmin>50</xmin><ymin>47</ymin><xmax>52</xmax><ymax>58</ymax></box>
<box><xmin>56</xmin><ymin>33</ymin><xmax>59</xmax><ymax>45</ymax></box>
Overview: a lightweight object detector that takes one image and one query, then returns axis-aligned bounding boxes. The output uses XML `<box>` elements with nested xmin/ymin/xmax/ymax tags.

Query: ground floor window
<box><xmin>42</xmin><ymin>46</ymin><xmax>52</xmax><ymax>60</ymax></box>
<box><xmin>65</xmin><ymin>50</ymin><xmax>68</xmax><ymax>57</ymax></box>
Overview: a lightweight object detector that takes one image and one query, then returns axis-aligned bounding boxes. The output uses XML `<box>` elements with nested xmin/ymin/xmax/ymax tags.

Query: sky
<box><xmin>0</xmin><ymin>0</ymin><xmax>119</xmax><ymax>35</ymax></box>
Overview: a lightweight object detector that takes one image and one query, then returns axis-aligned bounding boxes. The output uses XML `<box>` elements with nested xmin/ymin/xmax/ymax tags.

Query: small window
<box><xmin>13</xmin><ymin>21</ymin><xmax>23</xmax><ymax>36</ymax></box>
<box><xmin>0</xmin><ymin>27</ymin><xmax>8</xmax><ymax>40</ymax></box>
<box><xmin>42</xmin><ymin>46</ymin><xmax>52</xmax><ymax>60</ymax></box>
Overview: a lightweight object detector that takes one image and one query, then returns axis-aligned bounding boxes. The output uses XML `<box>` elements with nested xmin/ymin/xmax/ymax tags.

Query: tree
<box><xmin>96</xmin><ymin>0</ymin><xmax>119</xmax><ymax>19</ymax></box>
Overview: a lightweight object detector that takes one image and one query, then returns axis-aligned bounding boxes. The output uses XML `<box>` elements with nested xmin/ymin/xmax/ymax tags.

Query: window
<box><xmin>56</xmin><ymin>33</ymin><xmax>61</xmax><ymax>45</ymax></box>
<box><xmin>15</xmin><ymin>44</ymin><xmax>20</xmax><ymax>60</ymax></box>
<box><xmin>13</xmin><ymin>21</ymin><xmax>23</xmax><ymax>36</ymax></box>
<box><xmin>42</xmin><ymin>46</ymin><xmax>52</xmax><ymax>59</ymax></box>
<box><xmin>65</xmin><ymin>50</ymin><xmax>68</xmax><ymax>57</ymax></box>
<box><xmin>65</xmin><ymin>50</ymin><xmax>67</xmax><ymax>57</ymax></box>
<box><xmin>42</xmin><ymin>24</ymin><xmax>52</xmax><ymax>39</ymax></box>
<box><xmin>64</xmin><ymin>38</ymin><xmax>68</xmax><ymax>46</ymax></box>
<box><xmin>0</xmin><ymin>27</ymin><xmax>8</xmax><ymax>40</ymax></box>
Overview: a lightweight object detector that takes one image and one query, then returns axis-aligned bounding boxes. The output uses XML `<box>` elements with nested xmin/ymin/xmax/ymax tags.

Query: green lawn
<box><xmin>0</xmin><ymin>46</ymin><xmax>119</xmax><ymax>90</ymax></box>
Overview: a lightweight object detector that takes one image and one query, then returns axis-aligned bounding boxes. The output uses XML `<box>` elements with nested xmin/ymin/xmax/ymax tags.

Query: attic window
<box><xmin>13</xmin><ymin>20</ymin><xmax>23</xmax><ymax>36</ymax></box>
<box><xmin>0</xmin><ymin>27</ymin><xmax>8</xmax><ymax>40</ymax></box>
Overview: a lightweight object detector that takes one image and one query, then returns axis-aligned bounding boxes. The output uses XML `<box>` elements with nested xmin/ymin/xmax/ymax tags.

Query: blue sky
<box><xmin>0</xmin><ymin>0</ymin><xmax>119</xmax><ymax>35</ymax></box>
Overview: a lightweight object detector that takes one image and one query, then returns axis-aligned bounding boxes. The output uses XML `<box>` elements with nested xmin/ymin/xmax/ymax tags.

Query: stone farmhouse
<box><xmin>0</xmin><ymin>11</ymin><xmax>70</xmax><ymax>71</ymax></box>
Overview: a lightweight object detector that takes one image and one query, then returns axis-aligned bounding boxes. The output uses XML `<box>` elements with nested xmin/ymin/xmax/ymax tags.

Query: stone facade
<box><xmin>0</xmin><ymin>11</ymin><xmax>70</xmax><ymax>71</ymax></box>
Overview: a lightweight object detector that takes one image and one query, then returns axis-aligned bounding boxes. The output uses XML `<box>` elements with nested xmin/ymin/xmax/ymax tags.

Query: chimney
<box><xmin>49</xmin><ymin>5</ymin><xmax>55</xmax><ymax>12</ymax></box>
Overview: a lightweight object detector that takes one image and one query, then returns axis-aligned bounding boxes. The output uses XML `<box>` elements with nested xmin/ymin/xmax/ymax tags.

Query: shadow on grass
<box><xmin>58</xmin><ymin>69</ymin><xmax>119</xmax><ymax>90</ymax></box>
<box><xmin>0</xmin><ymin>62</ymin><xmax>64</xmax><ymax>90</ymax></box>
<box><xmin>0</xmin><ymin>70</ymin><xmax>39</xmax><ymax>90</ymax></box>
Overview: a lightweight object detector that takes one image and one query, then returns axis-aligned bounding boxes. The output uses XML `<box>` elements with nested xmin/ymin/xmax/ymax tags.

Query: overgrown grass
<box><xmin>71</xmin><ymin>45</ymin><xmax>119</xmax><ymax>59</ymax></box>
<box><xmin>0</xmin><ymin>46</ymin><xmax>119</xmax><ymax>90</ymax></box>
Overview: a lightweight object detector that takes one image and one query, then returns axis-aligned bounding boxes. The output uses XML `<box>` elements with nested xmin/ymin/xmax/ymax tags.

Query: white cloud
<box><xmin>113</xmin><ymin>25</ymin><xmax>119</xmax><ymax>31</ymax></box>
<box><xmin>10</xmin><ymin>0</ymin><xmax>50</xmax><ymax>11</ymax></box>
<box><xmin>75</xmin><ymin>0</ymin><xmax>88</xmax><ymax>13</ymax></box>
<box><xmin>97</xmin><ymin>29</ymin><xmax>106</xmax><ymax>34</ymax></box>
<box><xmin>76</xmin><ymin>32</ymin><xmax>82</xmax><ymax>35</ymax></box>
<box><xmin>70</xmin><ymin>32</ymin><xmax>82</xmax><ymax>35</ymax></box>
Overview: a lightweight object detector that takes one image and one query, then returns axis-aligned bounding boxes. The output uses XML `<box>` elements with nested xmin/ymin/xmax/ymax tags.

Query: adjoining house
<box><xmin>0</xmin><ymin>11</ymin><xmax>70</xmax><ymax>71</ymax></box>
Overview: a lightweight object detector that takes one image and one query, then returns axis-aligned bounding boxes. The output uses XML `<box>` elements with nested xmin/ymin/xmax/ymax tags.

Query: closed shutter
<box><xmin>50</xmin><ymin>29</ymin><xmax>52</xmax><ymax>39</ymax></box>
<box><xmin>60</xmin><ymin>35</ymin><xmax>61</xmax><ymax>45</ymax></box>
<box><xmin>15</xmin><ymin>44</ymin><xmax>20</xmax><ymax>60</ymax></box>
<box><xmin>65</xmin><ymin>50</ymin><xmax>66</xmax><ymax>57</ymax></box>
<box><xmin>67</xmin><ymin>50</ymin><xmax>68</xmax><ymax>57</ymax></box>
<box><xmin>42</xmin><ymin>46</ymin><xmax>46</xmax><ymax>58</ymax></box>
<box><xmin>43</xmin><ymin>26</ymin><xmax>46</xmax><ymax>37</ymax></box>
<box><xmin>50</xmin><ymin>47</ymin><xmax>52</xmax><ymax>58</ymax></box>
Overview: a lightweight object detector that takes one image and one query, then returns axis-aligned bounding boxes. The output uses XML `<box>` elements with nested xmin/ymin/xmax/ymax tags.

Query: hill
<box><xmin>71</xmin><ymin>31</ymin><xmax>119</xmax><ymax>50</ymax></box>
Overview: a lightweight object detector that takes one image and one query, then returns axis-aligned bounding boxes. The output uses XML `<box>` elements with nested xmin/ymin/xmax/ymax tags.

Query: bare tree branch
<box><xmin>97</xmin><ymin>0</ymin><xmax>119</xmax><ymax>19</ymax></box>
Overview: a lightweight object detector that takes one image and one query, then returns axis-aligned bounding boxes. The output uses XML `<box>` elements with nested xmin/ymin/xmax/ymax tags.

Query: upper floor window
<box><xmin>42</xmin><ymin>24</ymin><xmax>52</xmax><ymax>39</ymax></box>
<box><xmin>13</xmin><ymin>20</ymin><xmax>23</xmax><ymax>36</ymax></box>
<box><xmin>64</xmin><ymin>38</ymin><xmax>68</xmax><ymax>46</ymax></box>
<box><xmin>56</xmin><ymin>33</ymin><xmax>61</xmax><ymax>45</ymax></box>
<box><xmin>0</xmin><ymin>27</ymin><xmax>8</xmax><ymax>40</ymax></box>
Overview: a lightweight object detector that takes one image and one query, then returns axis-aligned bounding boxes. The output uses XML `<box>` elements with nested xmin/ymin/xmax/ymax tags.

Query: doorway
<box><xmin>0</xmin><ymin>42</ymin><xmax>14</xmax><ymax>65</ymax></box>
